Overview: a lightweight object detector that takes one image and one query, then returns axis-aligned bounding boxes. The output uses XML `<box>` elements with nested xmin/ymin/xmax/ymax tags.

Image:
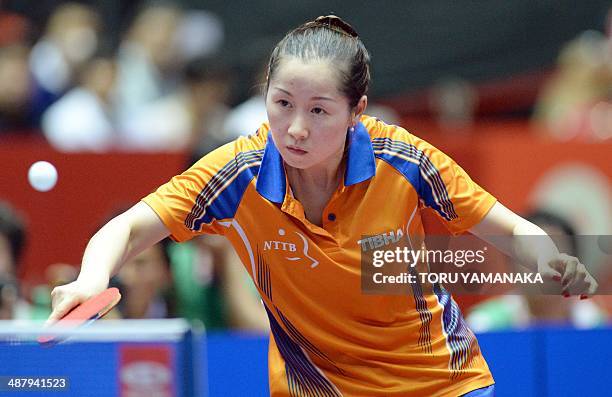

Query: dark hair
<box><xmin>525</xmin><ymin>210</ymin><xmax>578</xmax><ymax>256</ymax></box>
<box><xmin>183</xmin><ymin>56</ymin><xmax>231</xmax><ymax>85</ymax></box>
<box><xmin>0</xmin><ymin>201</ymin><xmax>26</xmax><ymax>268</ymax></box>
<box><xmin>266</xmin><ymin>15</ymin><xmax>370</xmax><ymax>108</ymax></box>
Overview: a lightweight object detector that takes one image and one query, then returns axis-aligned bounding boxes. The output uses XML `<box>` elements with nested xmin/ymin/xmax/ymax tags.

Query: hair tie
<box><xmin>314</xmin><ymin>15</ymin><xmax>359</xmax><ymax>38</ymax></box>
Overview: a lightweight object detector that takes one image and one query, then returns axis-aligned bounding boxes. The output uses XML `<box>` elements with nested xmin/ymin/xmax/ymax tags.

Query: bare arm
<box><xmin>470</xmin><ymin>201</ymin><xmax>598</xmax><ymax>297</ymax></box>
<box><xmin>47</xmin><ymin>202</ymin><xmax>170</xmax><ymax>323</ymax></box>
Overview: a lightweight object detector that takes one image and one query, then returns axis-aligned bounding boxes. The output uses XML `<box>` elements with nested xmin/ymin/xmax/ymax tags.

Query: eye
<box><xmin>277</xmin><ymin>99</ymin><xmax>291</xmax><ymax>108</ymax></box>
<box><xmin>311</xmin><ymin>107</ymin><xmax>326</xmax><ymax>115</ymax></box>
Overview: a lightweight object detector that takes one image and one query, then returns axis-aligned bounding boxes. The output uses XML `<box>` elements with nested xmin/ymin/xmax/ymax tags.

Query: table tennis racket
<box><xmin>38</xmin><ymin>287</ymin><xmax>121</xmax><ymax>344</ymax></box>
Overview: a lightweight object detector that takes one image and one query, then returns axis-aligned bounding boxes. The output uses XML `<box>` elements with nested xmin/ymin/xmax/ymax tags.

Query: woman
<box><xmin>48</xmin><ymin>16</ymin><xmax>597</xmax><ymax>396</ymax></box>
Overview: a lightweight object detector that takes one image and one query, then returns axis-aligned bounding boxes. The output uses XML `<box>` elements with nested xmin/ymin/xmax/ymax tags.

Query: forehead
<box><xmin>270</xmin><ymin>57</ymin><xmax>343</xmax><ymax>97</ymax></box>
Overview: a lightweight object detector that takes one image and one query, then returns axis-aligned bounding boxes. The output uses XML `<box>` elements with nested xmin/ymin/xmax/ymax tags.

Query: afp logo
<box><xmin>263</xmin><ymin>229</ymin><xmax>319</xmax><ymax>268</ymax></box>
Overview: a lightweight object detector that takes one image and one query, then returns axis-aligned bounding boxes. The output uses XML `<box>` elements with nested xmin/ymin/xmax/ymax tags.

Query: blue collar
<box><xmin>255</xmin><ymin>122</ymin><xmax>376</xmax><ymax>203</ymax></box>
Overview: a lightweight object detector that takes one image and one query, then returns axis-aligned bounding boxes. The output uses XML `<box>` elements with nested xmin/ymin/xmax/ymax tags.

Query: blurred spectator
<box><xmin>111</xmin><ymin>240</ymin><xmax>174</xmax><ymax>319</ymax></box>
<box><xmin>29</xmin><ymin>3</ymin><xmax>102</xmax><ymax>121</ymax></box>
<box><xmin>429</xmin><ymin>76</ymin><xmax>478</xmax><ymax>131</ymax></box>
<box><xmin>0</xmin><ymin>201</ymin><xmax>29</xmax><ymax>319</ymax></box>
<box><xmin>114</xmin><ymin>3</ymin><xmax>183</xmax><ymax>127</ymax></box>
<box><xmin>533</xmin><ymin>25</ymin><xmax>612</xmax><ymax>141</ymax></box>
<box><xmin>467</xmin><ymin>210</ymin><xmax>606</xmax><ymax>331</ymax></box>
<box><xmin>186</xmin><ymin>58</ymin><xmax>234</xmax><ymax>156</ymax></box>
<box><xmin>169</xmin><ymin>235</ymin><xmax>269</xmax><ymax>331</ymax></box>
<box><xmin>0</xmin><ymin>6</ymin><xmax>30</xmax><ymax>47</ymax></box>
<box><xmin>121</xmin><ymin>56</ymin><xmax>234</xmax><ymax>153</ymax></box>
<box><xmin>222</xmin><ymin>62</ymin><xmax>268</xmax><ymax>138</ymax></box>
<box><xmin>223</xmin><ymin>93</ymin><xmax>267</xmax><ymax>138</ymax></box>
<box><xmin>42</xmin><ymin>50</ymin><xmax>118</xmax><ymax>151</ymax></box>
<box><xmin>0</xmin><ymin>45</ymin><xmax>36</xmax><ymax>132</ymax></box>
<box><xmin>173</xmin><ymin>10</ymin><xmax>224</xmax><ymax>64</ymax></box>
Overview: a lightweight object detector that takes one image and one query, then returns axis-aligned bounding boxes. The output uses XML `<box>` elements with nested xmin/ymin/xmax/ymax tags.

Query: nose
<box><xmin>287</xmin><ymin>116</ymin><xmax>309</xmax><ymax>141</ymax></box>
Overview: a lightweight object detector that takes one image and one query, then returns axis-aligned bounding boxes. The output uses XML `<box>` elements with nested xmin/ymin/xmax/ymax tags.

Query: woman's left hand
<box><xmin>539</xmin><ymin>253</ymin><xmax>598</xmax><ymax>298</ymax></box>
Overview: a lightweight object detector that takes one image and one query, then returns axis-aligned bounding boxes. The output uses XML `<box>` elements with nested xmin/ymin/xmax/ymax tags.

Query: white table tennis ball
<box><xmin>28</xmin><ymin>161</ymin><xmax>58</xmax><ymax>192</ymax></box>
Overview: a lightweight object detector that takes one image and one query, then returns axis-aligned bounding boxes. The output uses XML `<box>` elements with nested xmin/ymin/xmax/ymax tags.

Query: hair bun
<box><xmin>314</xmin><ymin>15</ymin><xmax>359</xmax><ymax>38</ymax></box>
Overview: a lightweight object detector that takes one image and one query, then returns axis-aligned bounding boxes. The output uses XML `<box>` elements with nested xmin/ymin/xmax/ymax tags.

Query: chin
<box><xmin>282</xmin><ymin>157</ymin><xmax>312</xmax><ymax>169</ymax></box>
<box><xmin>278</xmin><ymin>150</ymin><xmax>311</xmax><ymax>169</ymax></box>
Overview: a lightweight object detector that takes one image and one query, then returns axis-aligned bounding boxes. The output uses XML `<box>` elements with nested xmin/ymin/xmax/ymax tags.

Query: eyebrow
<box><xmin>273</xmin><ymin>87</ymin><xmax>336</xmax><ymax>102</ymax></box>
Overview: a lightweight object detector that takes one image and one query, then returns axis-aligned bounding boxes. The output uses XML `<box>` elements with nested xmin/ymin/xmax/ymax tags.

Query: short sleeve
<box><xmin>413</xmin><ymin>136</ymin><xmax>496</xmax><ymax>235</ymax></box>
<box><xmin>142</xmin><ymin>130</ymin><xmax>267</xmax><ymax>242</ymax></box>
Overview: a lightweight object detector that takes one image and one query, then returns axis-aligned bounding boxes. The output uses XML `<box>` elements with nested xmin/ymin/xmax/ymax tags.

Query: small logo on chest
<box><xmin>263</xmin><ymin>229</ymin><xmax>319</xmax><ymax>268</ymax></box>
<box><xmin>263</xmin><ymin>240</ymin><xmax>296</xmax><ymax>252</ymax></box>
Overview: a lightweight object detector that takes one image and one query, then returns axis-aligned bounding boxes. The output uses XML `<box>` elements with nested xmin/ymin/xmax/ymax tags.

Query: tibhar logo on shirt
<box><xmin>264</xmin><ymin>229</ymin><xmax>319</xmax><ymax>268</ymax></box>
<box><xmin>357</xmin><ymin>226</ymin><xmax>408</xmax><ymax>252</ymax></box>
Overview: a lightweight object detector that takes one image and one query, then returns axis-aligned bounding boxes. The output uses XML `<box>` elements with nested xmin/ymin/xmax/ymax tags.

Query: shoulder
<box><xmin>360</xmin><ymin>114</ymin><xmax>416</xmax><ymax>144</ymax></box>
<box><xmin>192</xmin><ymin>121</ymin><xmax>270</xmax><ymax>168</ymax></box>
<box><xmin>361</xmin><ymin>114</ymin><xmax>433</xmax><ymax>158</ymax></box>
<box><xmin>233</xmin><ymin>121</ymin><xmax>271</xmax><ymax>153</ymax></box>
<box><xmin>361</xmin><ymin>115</ymin><xmax>458</xmax><ymax>185</ymax></box>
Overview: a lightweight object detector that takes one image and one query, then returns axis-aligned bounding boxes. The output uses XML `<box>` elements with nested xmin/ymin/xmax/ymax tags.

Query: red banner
<box><xmin>118</xmin><ymin>344</ymin><xmax>175</xmax><ymax>397</ymax></box>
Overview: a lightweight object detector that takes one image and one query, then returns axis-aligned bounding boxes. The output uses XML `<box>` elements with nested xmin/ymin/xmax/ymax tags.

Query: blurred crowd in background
<box><xmin>0</xmin><ymin>1</ymin><xmax>610</xmax><ymax>333</ymax></box>
<box><xmin>0</xmin><ymin>2</ymin><xmax>245</xmax><ymax>156</ymax></box>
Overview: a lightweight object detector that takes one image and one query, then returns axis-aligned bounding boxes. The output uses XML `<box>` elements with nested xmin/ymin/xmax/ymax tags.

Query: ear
<box><xmin>351</xmin><ymin>95</ymin><xmax>368</xmax><ymax>125</ymax></box>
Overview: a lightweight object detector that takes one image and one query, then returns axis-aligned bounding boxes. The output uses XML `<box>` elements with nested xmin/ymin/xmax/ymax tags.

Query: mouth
<box><xmin>286</xmin><ymin>145</ymin><xmax>308</xmax><ymax>155</ymax></box>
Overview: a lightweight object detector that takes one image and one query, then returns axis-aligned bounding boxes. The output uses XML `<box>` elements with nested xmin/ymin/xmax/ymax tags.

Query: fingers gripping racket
<box><xmin>38</xmin><ymin>287</ymin><xmax>121</xmax><ymax>344</ymax></box>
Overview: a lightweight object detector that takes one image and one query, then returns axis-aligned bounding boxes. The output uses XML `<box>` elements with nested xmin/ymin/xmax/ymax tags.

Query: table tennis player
<box><xmin>48</xmin><ymin>15</ymin><xmax>597</xmax><ymax>396</ymax></box>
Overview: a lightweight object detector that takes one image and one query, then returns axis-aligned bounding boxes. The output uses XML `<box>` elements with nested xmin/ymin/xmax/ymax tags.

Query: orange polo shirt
<box><xmin>143</xmin><ymin>115</ymin><xmax>496</xmax><ymax>396</ymax></box>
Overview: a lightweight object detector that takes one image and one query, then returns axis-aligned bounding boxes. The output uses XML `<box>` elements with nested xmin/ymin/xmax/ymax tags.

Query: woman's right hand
<box><xmin>45</xmin><ymin>279</ymin><xmax>108</xmax><ymax>326</ymax></box>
